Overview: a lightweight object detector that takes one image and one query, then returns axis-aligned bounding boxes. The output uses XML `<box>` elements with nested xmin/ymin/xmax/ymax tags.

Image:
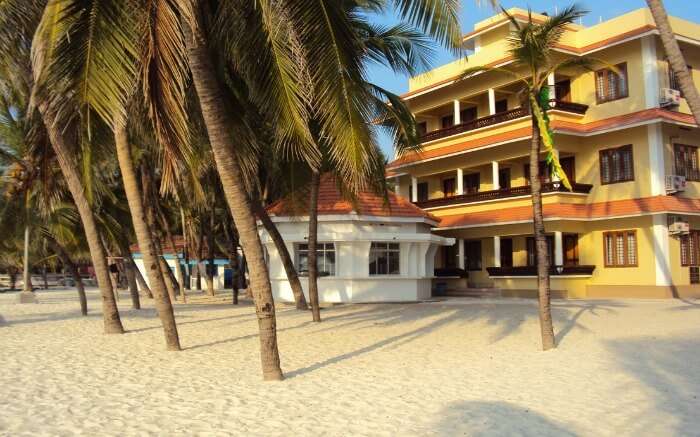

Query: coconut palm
<box><xmin>645</xmin><ymin>0</ymin><xmax>700</xmax><ymax>124</ymax></box>
<box><xmin>460</xmin><ymin>6</ymin><xmax>604</xmax><ymax>350</ymax></box>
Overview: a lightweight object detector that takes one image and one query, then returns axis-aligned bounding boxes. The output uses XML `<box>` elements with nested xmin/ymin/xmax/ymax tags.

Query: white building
<box><xmin>259</xmin><ymin>175</ymin><xmax>454</xmax><ymax>303</ymax></box>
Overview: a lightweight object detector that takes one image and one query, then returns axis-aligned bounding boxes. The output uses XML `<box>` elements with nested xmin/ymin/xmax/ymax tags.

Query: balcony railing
<box><xmin>413</xmin><ymin>181</ymin><xmax>593</xmax><ymax>209</ymax></box>
<box><xmin>419</xmin><ymin>99</ymin><xmax>588</xmax><ymax>144</ymax></box>
<box><xmin>486</xmin><ymin>265</ymin><xmax>596</xmax><ymax>277</ymax></box>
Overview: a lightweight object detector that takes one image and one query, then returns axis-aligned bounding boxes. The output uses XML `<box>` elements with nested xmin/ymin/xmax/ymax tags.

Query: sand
<box><xmin>0</xmin><ymin>289</ymin><xmax>699</xmax><ymax>436</ymax></box>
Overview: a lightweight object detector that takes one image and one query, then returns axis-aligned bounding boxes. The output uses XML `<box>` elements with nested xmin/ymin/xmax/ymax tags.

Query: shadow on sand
<box><xmin>431</xmin><ymin>400</ymin><xmax>577</xmax><ymax>436</ymax></box>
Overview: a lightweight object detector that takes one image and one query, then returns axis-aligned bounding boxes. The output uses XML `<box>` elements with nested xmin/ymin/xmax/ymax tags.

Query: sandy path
<box><xmin>0</xmin><ymin>289</ymin><xmax>699</xmax><ymax>436</ymax></box>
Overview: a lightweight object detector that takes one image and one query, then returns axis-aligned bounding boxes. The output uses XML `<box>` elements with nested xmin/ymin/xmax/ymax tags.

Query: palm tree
<box><xmin>645</xmin><ymin>0</ymin><xmax>700</xmax><ymax>124</ymax></box>
<box><xmin>462</xmin><ymin>6</ymin><xmax>601</xmax><ymax>350</ymax></box>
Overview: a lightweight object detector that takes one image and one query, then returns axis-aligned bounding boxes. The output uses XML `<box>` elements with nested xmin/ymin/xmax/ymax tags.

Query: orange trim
<box><xmin>387</xmin><ymin>109</ymin><xmax>697</xmax><ymax>169</ymax></box>
<box><xmin>437</xmin><ymin>196</ymin><xmax>700</xmax><ymax>228</ymax></box>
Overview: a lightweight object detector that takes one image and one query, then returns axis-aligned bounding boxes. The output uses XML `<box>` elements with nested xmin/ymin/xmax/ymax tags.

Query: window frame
<box><xmin>599</xmin><ymin>145</ymin><xmax>635</xmax><ymax>185</ymax></box>
<box><xmin>603</xmin><ymin>230</ymin><xmax>638</xmax><ymax>268</ymax></box>
<box><xmin>595</xmin><ymin>62</ymin><xmax>629</xmax><ymax>104</ymax></box>
<box><xmin>674</xmin><ymin>144</ymin><xmax>700</xmax><ymax>182</ymax></box>
<box><xmin>295</xmin><ymin>242</ymin><xmax>336</xmax><ymax>277</ymax></box>
<box><xmin>369</xmin><ymin>242</ymin><xmax>401</xmax><ymax>276</ymax></box>
<box><xmin>463</xmin><ymin>172</ymin><xmax>481</xmax><ymax>194</ymax></box>
<box><xmin>681</xmin><ymin>230</ymin><xmax>700</xmax><ymax>267</ymax></box>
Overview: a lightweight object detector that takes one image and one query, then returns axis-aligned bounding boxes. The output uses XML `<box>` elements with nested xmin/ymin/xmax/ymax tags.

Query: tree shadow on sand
<box><xmin>605</xmin><ymin>337</ymin><xmax>700</xmax><ymax>435</ymax></box>
<box><xmin>285</xmin><ymin>299</ymin><xmax>625</xmax><ymax>377</ymax></box>
<box><xmin>430</xmin><ymin>400</ymin><xmax>577</xmax><ymax>436</ymax></box>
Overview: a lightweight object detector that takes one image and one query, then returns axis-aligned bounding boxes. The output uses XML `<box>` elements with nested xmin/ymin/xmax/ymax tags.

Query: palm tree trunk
<box><xmin>222</xmin><ymin>219</ymin><xmax>240</xmax><ymax>305</ymax></box>
<box><xmin>180</xmin><ymin>208</ymin><xmax>191</xmax><ymax>290</ymax></box>
<box><xmin>48</xmin><ymin>236</ymin><xmax>88</xmax><ymax>316</ymax></box>
<box><xmin>195</xmin><ymin>227</ymin><xmax>204</xmax><ymax>291</ymax></box>
<box><xmin>307</xmin><ymin>171</ymin><xmax>321</xmax><ymax>322</ymax></box>
<box><xmin>646</xmin><ymin>0</ymin><xmax>700</xmax><ymax>124</ymax></box>
<box><xmin>529</xmin><ymin>117</ymin><xmax>556</xmax><ymax>351</ymax></box>
<box><xmin>38</xmin><ymin>106</ymin><xmax>123</xmax><ymax>334</ymax></box>
<box><xmin>115</xmin><ymin>122</ymin><xmax>180</xmax><ymax>349</ymax></box>
<box><xmin>254</xmin><ymin>202</ymin><xmax>308</xmax><ymax>310</ymax></box>
<box><xmin>117</xmin><ymin>242</ymin><xmax>141</xmax><ymax>310</ymax></box>
<box><xmin>159</xmin><ymin>210</ymin><xmax>186</xmax><ymax>301</ymax></box>
<box><xmin>21</xmin><ymin>224</ymin><xmax>33</xmax><ymax>296</ymax></box>
<box><xmin>205</xmin><ymin>209</ymin><xmax>215</xmax><ymax>296</ymax></box>
<box><xmin>133</xmin><ymin>263</ymin><xmax>152</xmax><ymax>298</ymax></box>
<box><xmin>184</xmin><ymin>13</ymin><xmax>283</xmax><ymax>380</ymax></box>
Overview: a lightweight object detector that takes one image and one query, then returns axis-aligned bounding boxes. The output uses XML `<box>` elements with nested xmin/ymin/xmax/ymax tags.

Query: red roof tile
<box><xmin>267</xmin><ymin>174</ymin><xmax>440</xmax><ymax>222</ymax></box>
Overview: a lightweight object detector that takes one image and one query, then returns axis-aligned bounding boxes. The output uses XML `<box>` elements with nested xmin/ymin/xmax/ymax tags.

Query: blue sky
<box><xmin>368</xmin><ymin>0</ymin><xmax>700</xmax><ymax>155</ymax></box>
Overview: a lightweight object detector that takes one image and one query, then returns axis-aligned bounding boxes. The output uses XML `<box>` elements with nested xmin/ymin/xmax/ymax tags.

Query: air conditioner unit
<box><xmin>669</xmin><ymin>220</ymin><xmax>690</xmax><ymax>235</ymax></box>
<box><xmin>660</xmin><ymin>88</ymin><xmax>681</xmax><ymax>107</ymax></box>
<box><xmin>665</xmin><ymin>174</ymin><xmax>687</xmax><ymax>194</ymax></box>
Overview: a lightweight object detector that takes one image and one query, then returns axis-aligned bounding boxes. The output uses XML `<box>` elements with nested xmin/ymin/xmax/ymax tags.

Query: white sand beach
<box><xmin>0</xmin><ymin>289</ymin><xmax>699</xmax><ymax>436</ymax></box>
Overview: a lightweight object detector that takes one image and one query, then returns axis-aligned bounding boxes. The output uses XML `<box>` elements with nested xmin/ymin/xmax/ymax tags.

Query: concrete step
<box><xmin>443</xmin><ymin>288</ymin><xmax>502</xmax><ymax>298</ymax></box>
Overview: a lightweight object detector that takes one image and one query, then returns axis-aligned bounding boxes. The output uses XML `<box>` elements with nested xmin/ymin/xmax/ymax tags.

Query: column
<box><xmin>394</xmin><ymin>178</ymin><xmax>401</xmax><ymax>195</ymax></box>
<box><xmin>488</xmin><ymin>88</ymin><xmax>496</xmax><ymax>115</ymax></box>
<box><xmin>491</xmin><ymin>161</ymin><xmax>500</xmax><ymax>190</ymax></box>
<box><xmin>653</xmin><ymin>214</ymin><xmax>672</xmax><ymax>286</ymax></box>
<box><xmin>547</xmin><ymin>72</ymin><xmax>556</xmax><ymax>101</ymax></box>
<box><xmin>493</xmin><ymin>236</ymin><xmax>501</xmax><ymax>268</ymax></box>
<box><xmin>411</xmin><ymin>176</ymin><xmax>418</xmax><ymax>202</ymax></box>
<box><xmin>648</xmin><ymin>123</ymin><xmax>666</xmax><ymax>196</ymax></box>
<box><xmin>456</xmin><ymin>168</ymin><xmax>464</xmax><ymax>195</ymax></box>
<box><xmin>458</xmin><ymin>239</ymin><xmax>465</xmax><ymax>270</ymax></box>
<box><xmin>641</xmin><ymin>35</ymin><xmax>660</xmax><ymax>109</ymax></box>
<box><xmin>554</xmin><ymin>231</ymin><xmax>564</xmax><ymax>266</ymax></box>
<box><xmin>453</xmin><ymin>99</ymin><xmax>461</xmax><ymax>125</ymax></box>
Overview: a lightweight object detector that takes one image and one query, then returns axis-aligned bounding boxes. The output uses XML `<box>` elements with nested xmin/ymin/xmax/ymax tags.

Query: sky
<box><xmin>368</xmin><ymin>0</ymin><xmax>700</xmax><ymax>156</ymax></box>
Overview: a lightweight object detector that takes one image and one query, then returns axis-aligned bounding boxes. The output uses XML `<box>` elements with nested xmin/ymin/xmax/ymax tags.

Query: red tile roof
<box><xmin>267</xmin><ymin>174</ymin><xmax>440</xmax><ymax>222</ymax></box>
<box><xmin>437</xmin><ymin>196</ymin><xmax>700</xmax><ymax>228</ymax></box>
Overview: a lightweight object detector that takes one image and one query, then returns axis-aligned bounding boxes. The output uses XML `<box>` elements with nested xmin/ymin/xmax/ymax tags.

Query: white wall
<box><xmin>260</xmin><ymin>216</ymin><xmax>453</xmax><ymax>303</ymax></box>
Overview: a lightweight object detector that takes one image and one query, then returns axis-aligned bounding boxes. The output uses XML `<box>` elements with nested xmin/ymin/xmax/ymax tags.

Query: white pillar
<box><xmin>641</xmin><ymin>35</ymin><xmax>660</xmax><ymax>109</ymax></box>
<box><xmin>554</xmin><ymin>231</ymin><xmax>564</xmax><ymax>266</ymax></box>
<box><xmin>453</xmin><ymin>100</ymin><xmax>461</xmax><ymax>125</ymax></box>
<box><xmin>394</xmin><ymin>179</ymin><xmax>401</xmax><ymax>194</ymax></box>
<box><xmin>458</xmin><ymin>239</ymin><xmax>465</xmax><ymax>270</ymax></box>
<box><xmin>492</xmin><ymin>161</ymin><xmax>500</xmax><ymax>190</ymax></box>
<box><xmin>653</xmin><ymin>214</ymin><xmax>672</xmax><ymax>286</ymax></box>
<box><xmin>493</xmin><ymin>236</ymin><xmax>501</xmax><ymax>268</ymax></box>
<box><xmin>488</xmin><ymin>88</ymin><xmax>496</xmax><ymax>115</ymax></box>
<box><xmin>456</xmin><ymin>168</ymin><xmax>464</xmax><ymax>195</ymax></box>
<box><xmin>411</xmin><ymin>176</ymin><xmax>418</xmax><ymax>202</ymax></box>
<box><xmin>547</xmin><ymin>72</ymin><xmax>556</xmax><ymax>101</ymax></box>
<box><xmin>648</xmin><ymin>123</ymin><xmax>666</xmax><ymax>196</ymax></box>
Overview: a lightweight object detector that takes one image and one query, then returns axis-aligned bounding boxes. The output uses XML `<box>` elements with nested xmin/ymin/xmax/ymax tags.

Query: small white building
<box><xmin>259</xmin><ymin>176</ymin><xmax>454</xmax><ymax>303</ymax></box>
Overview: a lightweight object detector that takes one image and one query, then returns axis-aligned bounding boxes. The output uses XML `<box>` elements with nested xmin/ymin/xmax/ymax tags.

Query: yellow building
<box><xmin>387</xmin><ymin>8</ymin><xmax>700</xmax><ymax>298</ymax></box>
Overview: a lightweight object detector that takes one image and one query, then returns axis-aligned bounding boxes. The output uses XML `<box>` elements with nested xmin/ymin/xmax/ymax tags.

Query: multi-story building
<box><xmin>388</xmin><ymin>8</ymin><xmax>700</xmax><ymax>298</ymax></box>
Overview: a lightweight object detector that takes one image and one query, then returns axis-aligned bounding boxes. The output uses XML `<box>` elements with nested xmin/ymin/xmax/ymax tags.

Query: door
<box><xmin>498</xmin><ymin>167</ymin><xmax>511</xmax><ymax>189</ymax></box>
<box><xmin>463</xmin><ymin>173</ymin><xmax>480</xmax><ymax>194</ymax></box>
<box><xmin>555</xmin><ymin>79</ymin><xmax>571</xmax><ymax>101</ymax></box>
<box><xmin>460</xmin><ymin>106</ymin><xmax>478</xmax><ymax>123</ymax></box>
<box><xmin>500</xmin><ymin>238</ymin><xmax>513</xmax><ymax>268</ymax></box>
<box><xmin>564</xmin><ymin>234</ymin><xmax>579</xmax><ymax>265</ymax></box>
<box><xmin>443</xmin><ymin>178</ymin><xmax>456</xmax><ymax>197</ymax></box>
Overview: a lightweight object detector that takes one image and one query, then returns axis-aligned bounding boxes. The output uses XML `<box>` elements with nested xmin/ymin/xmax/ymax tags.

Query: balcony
<box><xmin>486</xmin><ymin>265</ymin><xmax>596</xmax><ymax>277</ymax></box>
<box><xmin>419</xmin><ymin>99</ymin><xmax>589</xmax><ymax>144</ymax></box>
<box><xmin>413</xmin><ymin>181</ymin><xmax>593</xmax><ymax>209</ymax></box>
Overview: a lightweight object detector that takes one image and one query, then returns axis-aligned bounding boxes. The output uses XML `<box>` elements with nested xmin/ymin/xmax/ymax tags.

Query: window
<box><xmin>500</xmin><ymin>238</ymin><xmax>513</xmax><ymax>268</ymax></box>
<box><xmin>417</xmin><ymin>121</ymin><xmax>427</xmax><ymax>137</ymax></box>
<box><xmin>669</xmin><ymin>64</ymin><xmax>692</xmax><ymax>97</ymax></box>
<box><xmin>600</xmin><ymin>145</ymin><xmax>634</xmax><ymax>184</ymax></box>
<box><xmin>526</xmin><ymin>236</ymin><xmax>555</xmax><ymax>267</ymax></box>
<box><xmin>443</xmin><ymin>178</ymin><xmax>456</xmax><ymax>197</ymax></box>
<box><xmin>603</xmin><ymin>231</ymin><xmax>637</xmax><ymax>267</ymax></box>
<box><xmin>296</xmin><ymin>243</ymin><xmax>336</xmax><ymax>276</ymax></box>
<box><xmin>460</xmin><ymin>107</ymin><xmax>477</xmax><ymax>123</ymax></box>
<box><xmin>681</xmin><ymin>230</ymin><xmax>700</xmax><ymax>267</ymax></box>
<box><xmin>495</xmin><ymin>99</ymin><xmax>508</xmax><ymax>113</ymax></box>
<box><xmin>409</xmin><ymin>182</ymin><xmax>429</xmax><ymax>202</ymax></box>
<box><xmin>369</xmin><ymin>242</ymin><xmax>400</xmax><ymax>275</ymax></box>
<box><xmin>555</xmin><ymin>79</ymin><xmax>571</xmax><ymax>102</ymax></box>
<box><xmin>563</xmin><ymin>234</ymin><xmax>579</xmax><ymax>266</ymax></box>
<box><xmin>441</xmin><ymin>114</ymin><xmax>454</xmax><ymax>128</ymax></box>
<box><xmin>674</xmin><ymin>144</ymin><xmax>699</xmax><ymax>181</ymax></box>
<box><xmin>463</xmin><ymin>173</ymin><xmax>480</xmax><ymax>194</ymax></box>
<box><xmin>465</xmin><ymin>240</ymin><xmax>482</xmax><ymax>271</ymax></box>
<box><xmin>596</xmin><ymin>62</ymin><xmax>628</xmax><ymax>103</ymax></box>
<box><xmin>498</xmin><ymin>168</ymin><xmax>511</xmax><ymax>189</ymax></box>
